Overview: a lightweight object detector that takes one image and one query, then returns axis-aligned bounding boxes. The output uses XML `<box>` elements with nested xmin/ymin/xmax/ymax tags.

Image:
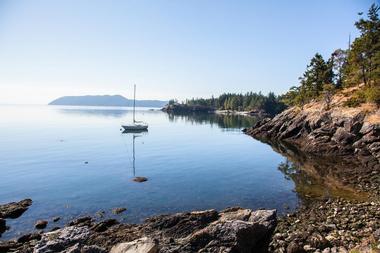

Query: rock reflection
<box><xmin>272</xmin><ymin>141</ymin><xmax>370</xmax><ymax>201</ymax></box>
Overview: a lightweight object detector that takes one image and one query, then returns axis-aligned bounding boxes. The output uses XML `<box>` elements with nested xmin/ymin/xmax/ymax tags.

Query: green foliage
<box><xmin>184</xmin><ymin>92</ymin><xmax>286</xmax><ymax>116</ymax></box>
<box><xmin>284</xmin><ymin>4</ymin><xmax>380</xmax><ymax>108</ymax></box>
<box><xmin>168</xmin><ymin>99</ymin><xmax>177</xmax><ymax>105</ymax></box>
<box><xmin>282</xmin><ymin>53</ymin><xmax>335</xmax><ymax>106</ymax></box>
<box><xmin>364</xmin><ymin>86</ymin><xmax>380</xmax><ymax>104</ymax></box>
<box><xmin>344</xmin><ymin>4</ymin><xmax>380</xmax><ymax>87</ymax></box>
<box><xmin>343</xmin><ymin>86</ymin><xmax>380</xmax><ymax>107</ymax></box>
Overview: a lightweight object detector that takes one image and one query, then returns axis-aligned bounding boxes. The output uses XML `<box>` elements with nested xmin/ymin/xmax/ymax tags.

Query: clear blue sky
<box><xmin>0</xmin><ymin>0</ymin><xmax>375</xmax><ymax>104</ymax></box>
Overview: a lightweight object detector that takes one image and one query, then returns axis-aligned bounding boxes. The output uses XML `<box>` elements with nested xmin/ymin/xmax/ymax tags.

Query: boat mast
<box><xmin>133</xmin><ymin>84</ymin><xmax>136</xmax><ymax>123</ymax></box>
<box><xmin>132</xmin><ymin>134</ymin><xmax>136</xmax><ymax>176</ymax></box>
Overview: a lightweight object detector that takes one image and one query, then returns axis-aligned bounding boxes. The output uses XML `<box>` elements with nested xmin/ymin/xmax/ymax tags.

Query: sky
<box><xmin>0</xmin><ymin>0</ymin><xmax>376</xmax><ymax>104</ymax></box>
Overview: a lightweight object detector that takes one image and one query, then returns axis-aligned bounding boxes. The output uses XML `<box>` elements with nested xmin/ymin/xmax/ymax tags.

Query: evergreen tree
<box><xmin>346</xmin><ymin>4</ymin><xmax>380</xmax><ymax>86</ymax></box>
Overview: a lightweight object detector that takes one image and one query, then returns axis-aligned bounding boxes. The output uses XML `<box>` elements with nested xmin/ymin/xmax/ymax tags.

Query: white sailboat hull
<box><xmin>122</xmin><ymin>123</ymin><xmax>148</xmax><ymax>131</ymax></box>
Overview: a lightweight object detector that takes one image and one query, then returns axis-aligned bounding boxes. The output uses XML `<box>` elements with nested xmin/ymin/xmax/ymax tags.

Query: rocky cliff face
<box><xmin>245</xmin><ymin>93</ymin><xmax>380</xmax><ymax>168</ymax></box>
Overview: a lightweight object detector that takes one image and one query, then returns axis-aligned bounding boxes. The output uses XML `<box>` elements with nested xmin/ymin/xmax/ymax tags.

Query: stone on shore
<box><xmin>0</xmin><ymin>199</ymin><xmax>32</xmax><ymax>219</ymax></box>
<box><xmin>91</xmin><ymin>219</ymin><xmax>119</xmax><ymax>232</ymax></box>
<box><xmin>110</xmin><ymin>237</ymin><xmax>158</xmax><ymax>253</ymax></box>
<box><xmin>34</xmin><ymin>226</ymin><xmax>91</xmax><ymax>253</ymax></box>
<box><xmin>68</xmin><ymin>216</ymin><xmax>92</xmax><ymax>227</ymax></box>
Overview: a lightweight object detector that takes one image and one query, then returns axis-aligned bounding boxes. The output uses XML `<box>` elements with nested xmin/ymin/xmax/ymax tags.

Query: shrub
<box><xmin>344</xmin><ymin>89</ymin><xmax>366</xmax><ymax>107</ymax></box>
<box><xmin>365</xmin><ymin>86</ymin><xmax>380</xmax><ymax>105</ymax></box>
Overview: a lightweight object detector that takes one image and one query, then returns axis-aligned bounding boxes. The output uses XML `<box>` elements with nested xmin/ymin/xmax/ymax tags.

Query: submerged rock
<box><xmin>0</xmin><ymin>199</ymin><xmax>32</xmax><ymax>219</ymax></box>
<box><xmin>112</xmin><ymin>207</ymin><xmax>127</xmax><ymax>215</ymax></box>
<box><xmin>133</xmin><ymin>177</ymin><xmax>148</xmax><ymax>183</ymax></box>
<box><xmin>35</xmin><ymin>220</ymin><xmax>48</xmax><ymax>229</ymax></box>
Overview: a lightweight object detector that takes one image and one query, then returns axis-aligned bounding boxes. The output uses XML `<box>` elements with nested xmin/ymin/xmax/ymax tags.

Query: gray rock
<box><xmin>110</xmin><ymin>237</ymin><xmax>158</xmax><ymax>253</ymax></box>
<box><xmin>0</xmin><ymin>199</ymin><xmax>32</xmax><ymax>219</ymax></box>
<box><xmin>188</xmin><ymin>214</ymin><xmax>276</xmax><ymax>252</ymax></box>
<box><xmin>64</xmin><ymin>243</ymin><xmax>107</xmax><ymax>253</ymax></box>
<box><xmin>219</xmin><ymin>207</ymin><xmax>252</xmax><ymax>221</ymax></box>
<box><xmin>34</xmin><ymin>226</ymin><xmax>91</xmax><ymax>253</ymax></box>
<box><xmin>249</xmin><ymin>209</ymin><xmax>277</xmax><ymax>230</ymax></box>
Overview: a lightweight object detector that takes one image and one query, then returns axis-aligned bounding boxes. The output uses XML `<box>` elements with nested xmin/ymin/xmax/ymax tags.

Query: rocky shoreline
<box><xmin>1</xmin><ymin>198</ymin><xmax>378</xmax><ymax>252</ymax></box>
<box><xmin>243</xmin><ymin>94</ymin><xmax>380</xmax><ymax>252</ymax></box>
<box><xmin>0</xmin><ymin>203</ymin><xmax>277</xmax><ymax>253</ymax></box>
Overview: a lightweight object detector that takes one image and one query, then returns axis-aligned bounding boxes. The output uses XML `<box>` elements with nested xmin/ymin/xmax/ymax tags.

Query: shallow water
<box><xmin>0</xmin><ymin>105</ymin><xmax>299</xmax><ymax>239</ymax></box>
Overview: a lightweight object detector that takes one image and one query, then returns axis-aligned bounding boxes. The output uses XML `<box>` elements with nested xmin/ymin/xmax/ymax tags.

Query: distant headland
<box><xmin>48</xmin><ymin>95</ymin><xmax>168</xmax><ymax>107</ymax></box>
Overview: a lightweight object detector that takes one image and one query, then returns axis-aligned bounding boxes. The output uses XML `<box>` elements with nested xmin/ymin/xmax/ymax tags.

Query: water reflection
<box><xmin>269</xmin><ymin>140</ymin><xmax>369</xmax><ymax>201</ymax></box>
<box><xmin>55</xmin><ymin>106</ymin><xmax>160</xmax><ymax>118</ymax></box>
<box><xmin>121</xmin><ymin>130</ymin><xmax>148</xmax><ymax>182</ymax></box>
<box><xmin>166</xmin><ymin>112</ymin><xmax>259</xmax><ymax>130</ymax></box>
<box><xmin>57</xmin><ymin>108</ymin><xmax>128</xmax><ymax>118</ymax></box>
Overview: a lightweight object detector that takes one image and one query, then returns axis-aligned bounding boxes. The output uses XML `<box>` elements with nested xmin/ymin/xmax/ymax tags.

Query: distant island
<box><xmin>48</xmin><ymin>95</ymin><xmax>168</xmax><ymax>108</ymax></box>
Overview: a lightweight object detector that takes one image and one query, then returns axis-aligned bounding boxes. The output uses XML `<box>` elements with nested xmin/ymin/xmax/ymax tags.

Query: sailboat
<box><xmin>121</xmin><ymin>84</ymin><xmax>148</xmax><ymax>131</ymax></box>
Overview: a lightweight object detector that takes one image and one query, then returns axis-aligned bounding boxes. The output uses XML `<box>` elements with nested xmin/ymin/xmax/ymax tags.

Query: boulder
<box><xmin>0</xmin><ymin>199</ymin><xmax>32</xmax><ymax>219</ymax></box>
<box><xmin>188</xmin><ymin>218</ymin><xmax>275</xmax><ymax>252</ymax></box>
<box><xmin>34</xmin><ymin>226</ymin><xmax>91</xmax><ymax>253</ymax></box>
<box><xmin>35</xmin><ymin>220</ymin><xmax>48</xmax><ymax>229</ymax></box>
<box><xmin>110</xmin><ymin>237</ymin><xmax>158</xmax><ymax>253</ymax></box>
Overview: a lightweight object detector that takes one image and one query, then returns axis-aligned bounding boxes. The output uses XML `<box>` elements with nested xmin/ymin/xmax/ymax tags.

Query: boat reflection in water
<box><xmin>121</xmin><ymin>128</ymin><xmax>148</xmax><ymax>183</ymax></box>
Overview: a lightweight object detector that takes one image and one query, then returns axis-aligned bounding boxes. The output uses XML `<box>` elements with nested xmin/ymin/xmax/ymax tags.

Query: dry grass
<box><xmin>366</xmin><ymin>110</ymin><xmax>380</xmax><ymax>124</ymax></box>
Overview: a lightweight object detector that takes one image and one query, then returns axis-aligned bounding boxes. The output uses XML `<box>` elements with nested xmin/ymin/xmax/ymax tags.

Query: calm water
<box><xmin>0</xmin><ymin>105</ymin><xmax>298</xmax><ymax>239</ymax></box>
